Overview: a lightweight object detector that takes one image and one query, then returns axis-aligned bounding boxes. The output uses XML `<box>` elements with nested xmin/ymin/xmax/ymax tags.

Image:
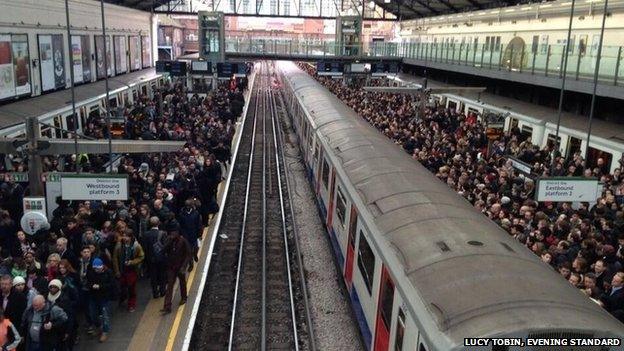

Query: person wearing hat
<box><xmin>86</xmin><ymin>258</ymin><xmax>114</xmax><ymax>343</ymax></box>
<box><xmin>12</xmin><ymin>276</ymin><xmax>35</xmax><ymax>310</ymax></box>
<box><xmin>161</xmin><ymin>222</ymin><xmax>192</xmax><ymax>314</ymax></box>
<box><xmin>47</xmin><ymin>279</ymin><xmax>74</xmax><ymax>349</ymax></box>
<box><xmin>0</xmin><ymin>275</ymin><xmax>25</xmax><ymax>332</ymax></box>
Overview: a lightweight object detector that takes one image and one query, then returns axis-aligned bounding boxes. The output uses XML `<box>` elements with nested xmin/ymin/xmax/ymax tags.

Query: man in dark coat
<box><xmin>177</xmin><ymin>199</ymin><xmax>203</xmax><ymax>263</ymax></box>
<box><xmin>601</xmin><ymin>272</ymin><xmax>624</xmax><ymax>322</ymax></box>
<box><xmin>21</xmin><ymin>294</ymin><xmax>68</xmax><ymax>351</ymax></box>
<box><xmin>160</xmin><ymin>223</ymin><xmax>192</xmax><ymax>314</ymax></box>
<box><xmin>143</xmin><ymin>217</ymin><xmax>167</xmax><ymax>298</ymax></box>
<box><xmin>0</xmin><ymin>274</ymin><xmax>26</xmax><ymax>328</ymax></box>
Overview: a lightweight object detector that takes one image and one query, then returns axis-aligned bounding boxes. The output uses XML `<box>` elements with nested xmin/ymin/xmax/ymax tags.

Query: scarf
<box><xmin>48</xmin><ymin>290</ymin><xmax>61</xmax><ymax>303</ymax></box>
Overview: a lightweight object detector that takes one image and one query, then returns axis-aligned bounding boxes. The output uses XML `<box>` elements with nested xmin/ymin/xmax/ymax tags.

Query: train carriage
<box><xmin>278</xmin><ymin>60</ymin><xmax>624</xmax><ymax>351</ymax></box>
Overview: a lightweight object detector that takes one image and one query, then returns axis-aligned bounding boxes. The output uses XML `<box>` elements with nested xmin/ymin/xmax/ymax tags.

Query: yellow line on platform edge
<box><xmin>164</xmin><ymin>225</ymin><xmax>209</xmax><ymax>351</ymax></box>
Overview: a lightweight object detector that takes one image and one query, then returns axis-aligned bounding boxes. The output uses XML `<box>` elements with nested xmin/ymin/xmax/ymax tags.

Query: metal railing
<box><xmin>368</xmin><ymin>41</ymin><xmax>624</xmax><ymax>85</ymax></box>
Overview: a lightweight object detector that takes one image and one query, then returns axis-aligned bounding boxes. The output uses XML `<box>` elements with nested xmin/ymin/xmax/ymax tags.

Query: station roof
<box><xmin>105</xmin><ymin>0</ymin><xmax>540</xmax><ymax>19</ymax></box>
<box><xmin>374</xmin><ymin>0</ymin><xmax>541</xmax><ymax>19</ymax></box>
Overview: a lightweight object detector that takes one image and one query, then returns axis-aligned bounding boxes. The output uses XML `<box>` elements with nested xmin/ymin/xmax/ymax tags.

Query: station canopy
<box><xmin>105</xmin><ymin>0</ymin><xmax>543</xmax><ymax>19</ymax></box>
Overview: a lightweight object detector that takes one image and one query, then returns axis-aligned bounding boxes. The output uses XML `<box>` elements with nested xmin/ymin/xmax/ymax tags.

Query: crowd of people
<box><xmin>299</xmin><ymin>62</ymin><xmax>624</xmax><ymax>322</ymax></box>
<box><xmin>0</xmin><ymin>78</ymin><xmax>246</xmax><ymax>350</ymax></box>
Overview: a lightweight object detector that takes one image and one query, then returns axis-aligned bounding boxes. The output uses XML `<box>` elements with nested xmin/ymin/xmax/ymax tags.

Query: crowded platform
<box><xmin>298</xmin><ymin>62</ymin><xmax>624</xmax><ymax>322</ymax></box>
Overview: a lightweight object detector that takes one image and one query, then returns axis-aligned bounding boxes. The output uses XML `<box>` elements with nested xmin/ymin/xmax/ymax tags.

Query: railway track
<box><xmin>189</xmin><ymin>61</ymin><xmax>312</xmax><ymax>351</ymax></box>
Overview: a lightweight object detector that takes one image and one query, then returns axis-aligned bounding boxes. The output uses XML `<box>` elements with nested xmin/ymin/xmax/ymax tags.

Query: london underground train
<box><xmin>277</xmin><ymin>60</ymin><xmax>624</xmax><ymax>351</ymax></box>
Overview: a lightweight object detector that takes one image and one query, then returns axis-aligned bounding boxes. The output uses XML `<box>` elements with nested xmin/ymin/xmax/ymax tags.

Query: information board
<box><xmin>155</xmin><ymin>60</ymin><xmax>172</xmax><ymax>74</ymax></box>
<box><xmin>371</xmin><ymin>62</ymin><xmax>399</xmax><ymax>76</ymax></box>
<box><xmin>61</xmin><ymin>174</ymin><xmax>129</xmax><ymax>201</ymax></box>
<box><xmin>217</xmin><ymin>62</ymin><xmax>246</xmax><ymax>78</ymax></box>
<box><xmin>129</xmin><ymin>36</ymin><xmax>141</xmax><ymax>71</ymax></box>
<box><xmin>536</xmin><ymin>178</ymin><xmax>600</xmax><ymax>202</ymax></box>
<box><xmin>170</xmin><ymin>61</ymin><xmax>187</xmax><ymax>76</ymax></box>
<box><xmin>113</xmin><ymin>35</ymin><xmax>127</xmax><ymax>75</ymax></box>
<box><xmin>316</xmin><ymin>61</ymin><xmax>344</xmax><ymax>76</ymax></box>
<box><xmin>141</xmin><ymin>36</ymin><xmax>151</xmax><ymax>68</ymax></box>
<box><xmin>191</xmin><ymin>61</ymin><xmax>212</xmax><ymax>74</ymax></box>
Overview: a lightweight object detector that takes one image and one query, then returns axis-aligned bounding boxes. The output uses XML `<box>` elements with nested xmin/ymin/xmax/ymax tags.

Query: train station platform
<box><xmin>0</xmin><ymin>69</ymin><xmax>160</xmax><ymax>130</ymax></box>
<box><xmin>394</xmin><ymin>72</ymin><xmax>624</xmax><ymax>144</ymax></box>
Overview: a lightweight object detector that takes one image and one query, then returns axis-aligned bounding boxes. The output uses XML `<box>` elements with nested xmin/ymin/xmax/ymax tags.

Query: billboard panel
<box><xmin>114</xmin><ymin>35</ymin><xmax>126</xmax><ymax>75</ymax></box>
<box><xmin>129</xmin><ymin>36</ymin><xmax>141</xmax><ymax>71</ymax></box>
<box><xmin>0</xmin><ymin>34</ymin><xmax>15</xmax><ymax>99</ymax></box>
<box><xmin>38</xmin><ymin>34</ymin><xmax>55</xmax><ymax>91</ymax></box>
<box><xmin>12</xmin><ymin>34</ymin><xmax>30</xmax><ymax>96</ymax></box>
<box><xmin>141</xmin><ymin>36</ymin><xmax>151</xmax><ymax>68</ymax></box>
<box><xmin>80</xmin><ymin>35</ymin><xmax>91</xmax><ymax>82</ymax></box>
<box><xmin>71</xmin><ymin>35</ymin><xmax>83</xmax><ymax>83</ymax></box>
<box><xmin>51</xmin><ymin>34</ymin><xmax>65</xmax><ymax>89</ymax></box>
<box><xmin>95</xmin><ymin>35</ymin><xmax>113</xmax><ymax>79</ymax></box>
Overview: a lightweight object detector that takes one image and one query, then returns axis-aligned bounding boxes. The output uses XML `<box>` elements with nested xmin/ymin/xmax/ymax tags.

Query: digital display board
<box><xmin>155</xmin><ymin>60</ymin><xmax>172</xmax><ymax>73</ymax></box>
<box><xmin>371</xmin><ymin>62</ymin><xmax>400</xmax><ymax>76</ymax></box>
<box><xmin>170</xmin><ymin>61</ymin><xmax>187</xmax><ymax>76</ymax></box>
<box><xmin>191</xmin><ymin>61</ymin><xmax>212</xmax><ymax>74</ymax></box>
<box><xmin>316</xmin><ymin>61</ymin><xmax>344</xmax><ymax>76</ymax></box>
<box><xmin>217</xmin><ymin>62</ymin><xmax>247</xmax><ymax>78</ymax></box>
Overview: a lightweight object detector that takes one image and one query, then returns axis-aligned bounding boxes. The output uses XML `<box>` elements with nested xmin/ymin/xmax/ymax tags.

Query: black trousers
<box><xmin>149</xmin><ymin>261</ymin><xmax>167</xmax><ymax>296</ymax></box>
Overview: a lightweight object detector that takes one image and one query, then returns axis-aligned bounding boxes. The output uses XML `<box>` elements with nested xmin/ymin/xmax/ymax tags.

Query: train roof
<box><xmin>278</xmin><ymin>61</ymin><xmax>624</xmax><ymax>346</ymax></box>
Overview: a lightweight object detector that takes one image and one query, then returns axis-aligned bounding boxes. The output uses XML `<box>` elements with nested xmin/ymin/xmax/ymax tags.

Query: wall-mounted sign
<box><xmin>2</xmin><ymin>172</ymin><xmax>28</xmax><ymax>182</ymax></box>
<box><xmin>23</xmin><ymin>197</ymin><xmax>46</xmax><ymax>215</ymax></box>
<box><xmin>536</xmin><ymin>178</ymin><xmax>600</xmax><ymax>203</ymax></box>
<box><xmin>61</xmin><ymin>174</ymin><xmax>129</xmax><ymax>200</ymax></box>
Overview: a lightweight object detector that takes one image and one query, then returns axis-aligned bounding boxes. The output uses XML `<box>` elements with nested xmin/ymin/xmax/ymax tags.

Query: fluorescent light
<box><xmin>522</xmin><ymin>6</ymin><xmax>532</xmax><ymax>10</ymax></box>
<box><xmin>384</xmin><ymin>0</ymin><xmax>391</xmax><ymax>3</ymax></box>
<box><xmin>490</xmin><ymin>10</ymin><xmax>498</xmax><ymax>13</ymax></box>
<box><xmin>504</xmin><ymin>8</ymin><xmax>515</xmax><ymax>12</ymax></box>
<box><xmin>541</xmin><ymin>4</ymin><xmax>552</xmax><ymax>7</ymax></box>
<box><xmin>561</xmin><ymin>1</ymin><xmax>571</xmax><ymax>4</ymax></box>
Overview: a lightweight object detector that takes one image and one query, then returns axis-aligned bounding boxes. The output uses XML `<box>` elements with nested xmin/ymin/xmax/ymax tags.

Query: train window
<box><xmin>547</xmin><ymin>133</ymin><xmax>561</xmax><ymax>149</ymax></box>
<box><xmin>394</xmin><ymin>308</ymin><xmax>405</xmax><ymax>351</ymax></box>
<box><xmin>494</xmin><ymin>36</ymin><xmax>501</xmax><ymax>51</ymax></box>
<box><xmin>40</xmin><ymin>126</ymin><xmax>52</xmax><ymax>138</ymax></box>
<box><xmin>336</xmin><ymin>186</ymin><xmax>347</xmax><ymax>228</ymax></box>
<box><xmin>322</xmin><ymin>159</ymin><xmax>330</xmax><ymax>189</ymax></box>
<box><xmin>109</xmin><ymin>97</ymin><xmax>118</xmax><ymax>108</ymax></box>
<box><xmin>567</xmin><ymin>136</ymin><xmax>582</xmax><ymax>159</ymax></box>
<box><xmin>357</xmin><ymin>231</ymin><xmax>375</xmax><ymax>294</ymax></box>
<box><xmin>380</xmin><ymin>275</ymin><xmax>394</xmax><ymax>328</ymax></box>
<box><xmin>419</xmin><ymin>343</ymin><xmax>428</xmax><ymax>351</ymax></box>
<box><xmin>53</xmin><ymin>116</ymin><xmax>63</xmax><ymax>138</ymax></box>
<box><xmin>531</xmin><ymin>35</ymin><xmax>539</xmax><ymax>54</ymax></box>
<box><xmin>348</xmin><ymin>208</ymin><xmax>357</xmax><ymax>249</ymax></box>
<box><xmin>520</xmin><ymin>125</ymin><xmax>532</xmax><ymax>142</ymax></box>
<box><xmin>66</xmin><ymin>114</ymin><xmax>76</xmax><ymax>133</ymax></box>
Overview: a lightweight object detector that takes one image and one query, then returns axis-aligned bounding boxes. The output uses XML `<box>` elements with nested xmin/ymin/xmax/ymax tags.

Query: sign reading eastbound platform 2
<box><xmin>60</xmin><ymin>174</ymin><xmax>129</xmax><ymax>201</ymax></box>
<box><xmin>536</xmin><ymin>178</ymin><xmax>600</xmax><ymax>203</ymax></box>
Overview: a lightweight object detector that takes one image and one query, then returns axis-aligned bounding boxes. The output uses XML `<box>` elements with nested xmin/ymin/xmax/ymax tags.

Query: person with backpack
<box><xmin>86</xmin><ymin>258</ymin><xmax>113</xmax><ymax>343</ymax></box>
<box><xmin>21</xmin><ymin>295</ymin><xmax>67</xmax><ymax>351</ymax></box>
<box><xmin>143</xmin><ymin>217</ymin><xmax>167</xmax><ymax>299</ymax></box>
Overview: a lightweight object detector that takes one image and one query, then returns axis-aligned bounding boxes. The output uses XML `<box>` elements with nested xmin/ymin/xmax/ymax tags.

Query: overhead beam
<box><xmin>394</xmin><ymin>0</ymin><xmax>423</xmax><ymax>17</ymax></box>
<box><xmin>38</xmin><ymin>139</ymin><xmax>186</xmax><ymax>155</ymax></box>
<box><xmin>405</xmin><ymin>0</ymin><xmax>440</xmax><ymax>15</ymax></box>
<box><xmin>463</xmin><ymin>0</ymin><xmax>484</xmax><ymax>9</ymax></box>
<box><xmin>363</xmin><ymin>86</ymin><xmax>486</xmax><ymax>94</ymax></box>
<box><xmin>434</xmin><ymin>0</ymin><xmax>458</xmax><ymax>11</ymax></box>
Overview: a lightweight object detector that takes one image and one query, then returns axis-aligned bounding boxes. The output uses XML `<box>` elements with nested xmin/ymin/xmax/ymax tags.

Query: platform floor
<box><xmin>74</xmin><ymin>189</ymin><xmax>219</xmax><ymax>351</ymax></box>
<box><xmin>0</xmin><ymin>68</ymin><xmax>159</xmax><ymax>130</ymax></box>
<box><xmin>395</xmin><ymin>73</ymin><xmax>624</xmax><ymax>143</ymax></box>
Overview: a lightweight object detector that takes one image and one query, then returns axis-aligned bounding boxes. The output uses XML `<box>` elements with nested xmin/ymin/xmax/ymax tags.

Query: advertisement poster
<box><xmin>11</xmin><ymin>35</ymin><xmax>30</xmax><ymax>96</ymax></box>
<box><xmin>141</xmin><ymin>36</ymin><xmax>151</xmax><ymax>68</ymax></box>
<box><xmin>129</xmin><ymin>36</ymin><xmax>141</xmax><ymax>71</ymax></box>
<box><xmin>80</xmin><ymin>35</ymin><xmax>91</xmax><ymax>82</ymax></box>
<box><xmin>114</xmin><ymin>35</ymin><xmax>127</xmax><ymax>75</ymax></box>
<box><xmin>95</xmin><ymin>35</ymin><xmax>113</xmax><ymax>79</ymax></box>
<box><xmin>38</xmin><ymin>34</ymin><xmax>55</xmax><ymax>92</ymax></box>
<box><xmin>0</xmin><ymin>35</ymin><xmax>15</xmax><ymax>99</ymax></box>
<box><xmin>52</xmin><ymin>34</ymin><xmax>65</xmax><ymax>89</ymax></box>
<box><xmin>71</xmin><ymin>35</ymin><xmax>83</xmax><ymax>83</ymax></box>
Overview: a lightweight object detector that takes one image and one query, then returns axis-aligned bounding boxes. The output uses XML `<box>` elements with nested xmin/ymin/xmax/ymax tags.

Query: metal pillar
<box><xmin>64</xmin><ymin>0</ymin><xmax>79</xmax><ymax>171</ymax></box>
<box><xmin>25</xmin><ymin>117</ymin><xmax>44</xmax><ymax>196</ymax></box>
<box><xmin>100</xmin><ymin>0</ymin><xmax>114</xmax><ymax>173</ymax></box>
<box><xmin>585</xmin><ymin>0</ymin><xmax>609</xmax><ymax>159</ymax></box>
<box><xmin>552</xmin><ymin>0</ymin><xmax>576</xmax><ymax>170</ymax></box>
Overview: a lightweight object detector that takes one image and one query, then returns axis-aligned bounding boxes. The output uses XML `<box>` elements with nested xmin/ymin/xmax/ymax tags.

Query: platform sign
<box><xmin>191</xmin><ymin>61</ymin><xmax>212</xmax><ymax>74</ymax></box>
<box><xmin>23</xmin><ymin>197</ymin><xmax>46</xmax><ymax>215</ymax></box>
<box><xmin>536</xmin><ymin>178</ymin><xmax>600</xmax><ymax>203</ymax></box>
<box><xmin>61</xmin><ymin>174</ymin><xmax>129</xmax><ymax>201</ymax></box>
<box><xmin>2</xmin><ymin>172</ymin><xmax>28</xmax><ymax>182</ymax></box>
<box><xmin>508</xmin><ymin>156</ymin><xmax>532</xmax><ymax>175</ymax></box>
<box><xmin>317</xmin><ymin>61</ymin><xmax>344</xmax><ymax>76</ymax></box>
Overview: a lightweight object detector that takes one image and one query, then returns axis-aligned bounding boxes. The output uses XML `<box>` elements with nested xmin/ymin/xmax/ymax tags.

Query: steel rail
<box><xmin>261</xmin><ymin>67</ymin><xmax>268</xmax><ymax>351</ymax></box>
<box><xmin>268</xmin><ymin>81</ymin><xmax>300</xmax><ymax>351</ymax></box>
<box><xmin>273</xmin><ymin>76</ymin><xmax>318</xmax><ymax>351</ymax></box>
<box><xmin>227</xmin><ymin>71</ymin><xmax>261</xmax><ymax>351</ymax></box>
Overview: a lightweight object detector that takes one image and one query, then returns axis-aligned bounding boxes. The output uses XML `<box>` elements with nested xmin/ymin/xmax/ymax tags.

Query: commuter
<box><xmin>86</xmin><ymin>258</ymin><xmax>113</xmax><ymax>342</ymax></box>
<box><xmin>143</xmin><ymin>217</ymin><xmax>167</xmax><ymax>298</ymax></box>
<box><xmin>160</xmin><ymin>224</ymin><xmax>192</xmax><ymax>315</ymax></box>
<box><xmin>178</xmin><ymin>199</ymin><xmax>203</xmax><ymax>263</ymax></box>
<box><xmin>112</xmin><ymin>230</ymin><xmax>144</xmax><ymax>313</ymax></box>
<box><xmin>0</xmin><ymin>306</ymin><xmax>21</xmax><ymax>351</ymax></box>
<box><xmin>21</xmin><ymin>295</ymin><xmax>67</xmax><ymax>351</ymax></box>
<box><xmin>0</xmin><ymin>275</ymin><xmax>25</xmax><ymax>331</ymax></box>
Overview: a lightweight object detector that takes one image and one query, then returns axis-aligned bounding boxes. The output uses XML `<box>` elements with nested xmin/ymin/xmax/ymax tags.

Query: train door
<box><xmin>566</xmin><ymin>136</ymin><xmax>582</xmax><ymax>159</ymax></box>
<box><xmin>374</xmin><ymin>267</ymin><xmax>394</xmax><ymax>351</ymax></box>
<box><xmin>345</xmin><ymin>205</ymin><xmax>358</xmax><ymax>288</ymax></box>
<box><xmin>390</xmin><ymin>306</ymin><xmax>407</xmax><ymax>351</ymax></box>
<box><xmin>327</xmin><ymin>169</ymin><xmax>336</xmax><ymax>228</ymax></box>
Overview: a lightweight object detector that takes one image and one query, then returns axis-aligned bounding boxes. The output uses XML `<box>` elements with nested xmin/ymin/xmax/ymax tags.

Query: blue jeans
<box><xmin>88</xmin><ymin>298</ymin><xmax>111</xmax><ymax>333</ymax></box>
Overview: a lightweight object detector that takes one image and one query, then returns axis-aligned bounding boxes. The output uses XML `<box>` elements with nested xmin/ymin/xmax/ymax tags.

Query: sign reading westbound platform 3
<box><xmin>60</xmin><ymin>174</ymin><xmax>129</xmax><ymax>201</ymax></box>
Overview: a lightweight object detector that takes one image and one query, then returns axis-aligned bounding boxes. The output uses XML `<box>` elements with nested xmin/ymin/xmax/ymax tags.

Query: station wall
<box><xmin>0</xmin><ymin>0</ymin><xmax>153</xmax><ymax>100</ymax></box>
